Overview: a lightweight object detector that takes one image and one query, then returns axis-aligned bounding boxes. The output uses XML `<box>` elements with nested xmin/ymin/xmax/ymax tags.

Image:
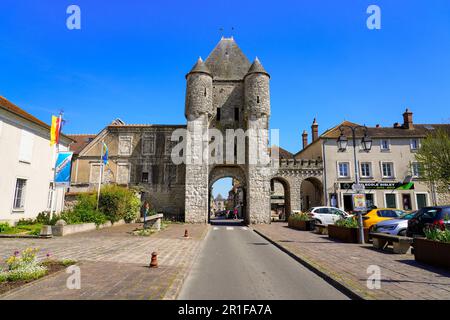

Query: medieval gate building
<box><xmin>69</xmin><ymin>37</ymin><xmax>324</xmax><ymax>224</ymax></box>
<box><xmin>183</xmin><ymin>37</ymin><xmax>323</xmax><ymax>224</ymax></box>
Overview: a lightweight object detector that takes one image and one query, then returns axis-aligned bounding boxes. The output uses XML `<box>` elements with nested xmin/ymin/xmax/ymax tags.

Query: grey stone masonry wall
<box><xmin>185</xmin><ymin>73</ymin><xmax>213</xmax><ymax>120</ymax></box>
<box><xmin>246</xmin><ymin>116</ymin><xmax>271</xmax><ymax>223</ymax></box>
<box><xmin>245</xmin><ymin>73</ymin><xmax>270</xmax><ymax>118</ymax></box>
<box><xmin>185</xmin><ymin>115</ymin><xmax>209</xmax><ymax>223</ymax></box>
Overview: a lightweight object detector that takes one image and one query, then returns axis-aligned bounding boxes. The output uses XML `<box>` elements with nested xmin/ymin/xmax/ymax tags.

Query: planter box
<box><xmin>288</xmin><ymin>219</ymin><xmax>314</xmax><ymax>231</ymax></box>
<box><xmin>413</xmin><ymin>238</ymin><xmax>450</xmax><ymax>270</ymax></box>
<box><xmin>52</xmin><ymin>219</ymin><xmax>126</xmax><ymax>236</ymax></box>
<box><xmin>328</xmin><ymin>224</ymin><xmax>369</xmax><ymax>243</ymax></box>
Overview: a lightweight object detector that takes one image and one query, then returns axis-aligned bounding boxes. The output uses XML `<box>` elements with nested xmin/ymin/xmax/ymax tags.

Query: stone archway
<box><xmin>300</xmin><ymin>177</ymin><xmax>324</xmax><ymax>211</ymax></box>
<box><xmin>208</xmin><ymin>165</ymin><xmax>248</xmax><ymax>224</ymax></box>
<box><xmin>270</xmin><ymin>177</ymin><xmax>291</xmax><ymax>221</ymax></box>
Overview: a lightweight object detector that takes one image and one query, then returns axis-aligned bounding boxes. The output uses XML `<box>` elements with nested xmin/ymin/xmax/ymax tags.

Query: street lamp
<box><xmin>337</xmin><ymin>125</ymin><xmax>372</xmax><ymax>244</ymax></box>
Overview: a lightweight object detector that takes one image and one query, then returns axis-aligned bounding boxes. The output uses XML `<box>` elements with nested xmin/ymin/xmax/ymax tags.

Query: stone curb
<box><xmin>0</xmin><ymin>234</ymin><xmax>51</xmax><ymax>239</ymax></box>
<box><xmin>252</xmin><ymin>228</ymin><xmax>366</xmax><ymax>300</ymax></box>
<box><xmin>162</xmin><ymin>224</ymin><xmax>211</xmax><ymax>300</ymax></box>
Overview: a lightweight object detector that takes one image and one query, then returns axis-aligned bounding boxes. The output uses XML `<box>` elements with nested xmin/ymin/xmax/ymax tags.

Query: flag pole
<box><xmin>51</xmin><ymin>112</ymin><xmax>62</xmax><ymax>219</ymax></box>
<box><xmin>96</xmin><ymin>140</ymin><xmax>104</xmax><ymax>210</ymax></box>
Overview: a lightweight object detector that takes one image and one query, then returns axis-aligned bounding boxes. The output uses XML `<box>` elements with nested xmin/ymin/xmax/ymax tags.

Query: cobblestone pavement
<box><xmin>253</xmin><ymin>223</ymin><xmax>450</xmax><ymax>300</ymax></box>
<box><xmin>0</xmin><ymin>223</ymin><xmax>208</xmax><ymax>300</ymax></box>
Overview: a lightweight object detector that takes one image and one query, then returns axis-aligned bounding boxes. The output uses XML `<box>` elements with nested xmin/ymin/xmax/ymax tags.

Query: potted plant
<box><xmin>328</xmin><ymin>218</ymin><xmax>369</xmax><ymax>243</ymax></box>
<box><xmin>413</xmin><ymin>226</ymin><xmax>450</xmax><ymax>269</ymax></box>
<box><xmin>288</xmin><ymin>213</ymin><xmax>314</xmax><ymax>231</ymax></box>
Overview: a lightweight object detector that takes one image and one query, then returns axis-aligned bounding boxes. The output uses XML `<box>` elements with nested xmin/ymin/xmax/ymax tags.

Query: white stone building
<box><xmin>0</xmin><ymin>96</ymin><xmax>72</xmax><ymax>224</ymax></box>
<box><xmin>295</xmin><ymin>110</ymin><xmax>450</xmax><ymax>212</ymax></box>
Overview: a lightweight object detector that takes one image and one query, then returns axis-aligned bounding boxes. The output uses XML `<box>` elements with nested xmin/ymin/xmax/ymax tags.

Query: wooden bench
<box><xmin>314</xmin><ymin>224</ymin><xmax>328</xmax><ymax>235</ymax></box>
<box><xmin>371</xmin><ymin>232</ymin><xmax>413</xmax><ymax>254</ymax></box>
<box><xmin>141</xmin><ymin>213</ymin><xmax>164</xmax><ymax>231</ymax></box>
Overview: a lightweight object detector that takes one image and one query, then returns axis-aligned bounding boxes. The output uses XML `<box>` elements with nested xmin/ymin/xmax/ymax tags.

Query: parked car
<box><xmin>406</xmin><ymin>206</ymin><xmax>450</xmax><ymax>237</ymax></box>
<box><xmin>361</xmin><ymin>208</ymin><xmax>406</xmax><ymax>230</ymax></box>
<box><xmin>306</xmin><ymin>207</ymin><xmax>351</xmax><ymax>226</ymax></box>
<box><xmin>372</xmin><ymin>211</ymin><xmax>417</xmax><ymax>236</ymax></box>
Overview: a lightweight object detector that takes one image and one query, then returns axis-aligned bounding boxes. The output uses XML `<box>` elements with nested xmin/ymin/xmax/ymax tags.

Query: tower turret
<box><xmin>244</xmin><ymin>57</ymin><xmax>270</xmax><ymax>119</ymax></box>
<box><xmin>185</xmin><ymin>57</ymin><xmax>213</xmax><ymax>120</ymax></box>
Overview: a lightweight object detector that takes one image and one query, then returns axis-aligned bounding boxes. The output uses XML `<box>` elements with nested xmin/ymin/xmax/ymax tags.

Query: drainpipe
<box><xmin>322</xmin><ymin>139</ymin><xmax>328</xmax><ymax>206</ymax></box>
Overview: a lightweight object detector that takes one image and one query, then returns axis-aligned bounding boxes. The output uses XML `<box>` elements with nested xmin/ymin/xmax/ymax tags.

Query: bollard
<box><xmin>149</xmin><ymin>252</ymin><xmax>158</xmax><ymax>268</ymax></box>
<box><xmin>184</xmin><ymin>229</ymin><xmax>189</xmax><ymax>238</ymax></box>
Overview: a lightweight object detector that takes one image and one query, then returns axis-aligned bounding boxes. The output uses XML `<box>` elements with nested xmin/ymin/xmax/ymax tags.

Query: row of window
<box><xmin>379</xmin><ymin>138</ymin><xmax>420</xmax><ymax>151</ymax></box>
<box><xmin>339</xmin><ymin>192</ymin><xmax>428</xmax><ymax>212</ymax></box>
<box><xmin>340</xmin><ymin>138</ymin><xmax>420</xmax><ymax>152</ymax></box>
<box><xmin>89</xmin><ymin>163</ymin><xmax>179</xmax><ymax>185</ymax></box>
<box><xmin>11</xmin><ymin>178</ymin><xmax>55</xmax><ymax>212</ymax></box>
<box><xmin>337</xmin><ymin>161</ymin><xmax>421</xmax><ymax>179</ymax></box>
<box><xmin>119</xmin><ymin>135</ymin><xmax>174</xmax><ymax>156</ymax></box>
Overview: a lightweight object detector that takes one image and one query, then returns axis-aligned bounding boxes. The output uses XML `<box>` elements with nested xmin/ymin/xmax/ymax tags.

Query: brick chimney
<box><xmin>311</xmin><ymin>118</ymin><xmax>319</xmax><ymax>142</ymax></box>
<box><xmin>302</xmin><ymin>130</ymin><xmax>308</xmax><ymax>149</ymax></box>
<box><xmin>403</xmin><ymin>108</ymin><xmax>414</xmax><ymax>129</ymax></box>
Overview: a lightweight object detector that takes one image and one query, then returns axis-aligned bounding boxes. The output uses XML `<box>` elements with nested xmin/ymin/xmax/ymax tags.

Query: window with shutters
<box><xmin>142</xmin><ymin>134</ymin><xmax>155</xmax><ymax>155</ymax></box>
<box><xmin>165</xmin><ymin>135</ymin><xmax>173</xmax><ymax>155</ymax></box>
<box><xmin>117</xmin><ymin>163</ymin><xmax>130</xmax><ymax>184</ymax></box>
<box><xmin>118</xmin><ymin>136</ymin><xmax>132</xmax><ymax>156</ymax></box>
<box><xmin>89</xmin><ymin>163</ymin><xmax>102</xmax><ymax>184</ymax></box>
<box><xmin>360</xmin><ymin>162</ymin><xmax>372</xmax><ymax>178</ymax></box>
<box><xmin>19</xmin><ymin>129</ymin><xmax>34</xmax><ymax>163</ymax></box>
<box><xmin>381</xmin><ymin>162</ymin><xmax>395</xmax><ymax>178</ymax></box>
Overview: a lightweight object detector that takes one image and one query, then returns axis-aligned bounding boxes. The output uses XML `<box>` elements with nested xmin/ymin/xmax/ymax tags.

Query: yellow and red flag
<box><xmin>50</xmin><ymin>115</ymin><xmax>62</xmax><ymax>146</ymax></box>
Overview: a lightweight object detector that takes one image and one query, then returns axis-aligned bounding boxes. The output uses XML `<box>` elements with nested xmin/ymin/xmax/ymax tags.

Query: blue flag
<box><xmin>102</xmin><ymin>142</ymin><xmax>108</xmax><ymax>165</ymax></box>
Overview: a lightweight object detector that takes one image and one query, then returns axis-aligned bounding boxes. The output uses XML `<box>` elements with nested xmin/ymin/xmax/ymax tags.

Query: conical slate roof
<box><xmin>186</xmin><ymin>57</ymin><xmax>211</xmax><ymax>78</ymax></box>
<box><xmin>215</xmin><ymin>194</ymin><xmax>225</xmax><ymax>201</ymax></box>
<box><xmin>246</xmin><ymin>57</ymin><xmax>270</xmax><ymax>77</ymax></box>
<box><xmin>204</xmin><ymin>37</ymin><xmax>251</xmax><ymax>80</ymax></box>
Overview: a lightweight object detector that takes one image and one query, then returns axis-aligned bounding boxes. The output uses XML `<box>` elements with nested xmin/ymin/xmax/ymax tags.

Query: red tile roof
<box><xmin>67</xmin><ymin>134</ymin><xmax>97</xmax><ymax>154</ymax></box>
<box><xmin>0</xmin><ymin>95</ymin><xmax>73</xmax><ymax>142</ymax></box>
<box><xmin>270</xmin><ymin>145</ymin><xmax>294</xmax><ymax>159</ymax></box>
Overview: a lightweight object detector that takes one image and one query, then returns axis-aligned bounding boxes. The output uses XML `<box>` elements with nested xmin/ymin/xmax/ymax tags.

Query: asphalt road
<box><xmin>178</xmin><ymin>222</ymin><xmax>349</xmax><ymax>300</ymax></box>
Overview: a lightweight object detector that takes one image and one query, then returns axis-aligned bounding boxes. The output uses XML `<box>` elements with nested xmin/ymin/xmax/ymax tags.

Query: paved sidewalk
<box><xmin>253</xmin><ymin>223</ymin><xmax>450</xmax><ymax>300</ymax></box>
<box><xmin>0</xmin><ymin>223</ymin><xmax>208</xmax><ymax>300</ymax></box>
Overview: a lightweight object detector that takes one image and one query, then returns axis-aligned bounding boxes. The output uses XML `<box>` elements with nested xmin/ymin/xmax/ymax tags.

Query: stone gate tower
<box><xmin>184</xmin><ymin>37</ymin><xmax>272</xmax><ymax>224</ymax></box>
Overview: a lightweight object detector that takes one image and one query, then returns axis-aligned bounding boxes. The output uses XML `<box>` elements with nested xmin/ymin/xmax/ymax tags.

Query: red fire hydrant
<box><xmin>149</xmin><ymin>252</ymin><xmax>158</xmax><ymax>268</ymax></box>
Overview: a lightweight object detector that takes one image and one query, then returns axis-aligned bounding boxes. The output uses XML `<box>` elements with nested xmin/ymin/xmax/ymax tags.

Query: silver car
<box><xmin>373</xmin><ymin>212</ymin><xmax>417</xmax><ymax>236</ymax></box>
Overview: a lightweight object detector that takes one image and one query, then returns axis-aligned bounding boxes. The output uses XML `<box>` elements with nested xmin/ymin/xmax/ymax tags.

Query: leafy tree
<box><xmin>415</xmin><ymin>129</ymin><xmax>450</xmax><ymax>192</ymax></box>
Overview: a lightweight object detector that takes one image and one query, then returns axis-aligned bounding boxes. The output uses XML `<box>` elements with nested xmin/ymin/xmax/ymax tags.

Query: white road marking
<box><xmin>213</xmin><ymin>227</ymin><xmax>219</xmax><ymax>230</ymax></box>
<box><xmin>226</xmin><ymin>227</ymin><xmax>234</xmax><ymax>230</ymax></box>
<box><xmin>241</xmin><ymin>227</ymin><xmax>248</xmax><ymax>230</ymax></box>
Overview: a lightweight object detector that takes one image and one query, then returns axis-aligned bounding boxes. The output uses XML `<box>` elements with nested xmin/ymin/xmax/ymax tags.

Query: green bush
<box><xmin>0</xmin><ymin>222</ymin><xmax>11</xmax><ymax>233</ymax></box>
<box><xmin>51</xmin><ymin>193</ymin><xmax>107</xmax><ymax>226</ymax></box>
<box><xmin>335</xmin><ymin>217</ymin><xmax>359</xmax><ymax>228</ymax></box>
<box><xmin>288</xmin><ymin>213</ymin><xmax>311</xmax><ymax>222</ymax></box>
<box><xmin>424</xmin><ymin>227</ymin><xmax>450</xmax><ymax>243</ymax></box>
<box><xmin>98</xmin><ymin>185</ymin><xmax>139</xmax><ymax>223</ymax></box>
<box><xmin>16</xmin><ymin>218</ymin><xmax>35</xmax><ymax>226</ymax></box>
<box><xmin>36</xmin><ymin>211</ymin><xmax>52</xmax><ymax>224</ymax></box>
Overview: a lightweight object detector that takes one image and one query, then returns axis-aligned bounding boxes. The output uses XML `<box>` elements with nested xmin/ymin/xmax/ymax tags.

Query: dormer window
<box><xmin>380</xmin><ymin>139</ymin><xmax>390</xmax><ymax>152</ymax></box>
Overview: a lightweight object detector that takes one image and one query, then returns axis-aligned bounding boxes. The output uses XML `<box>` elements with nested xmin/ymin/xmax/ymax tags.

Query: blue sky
<box><xmin>1</xmin><ymin>0</ymin><xmax>450</xmax><ymax>196</ymax></box>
